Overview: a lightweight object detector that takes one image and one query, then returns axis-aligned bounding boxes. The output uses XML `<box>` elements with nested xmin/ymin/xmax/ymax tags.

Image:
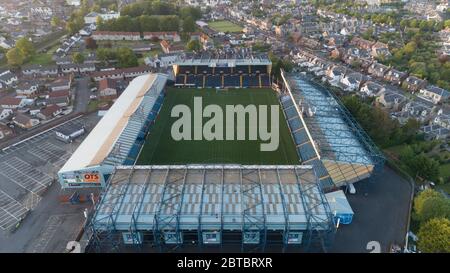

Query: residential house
<box><xmin>98</xmin><ymin>78</ymin><xmax>117</xmax><ymax>99</ymax></box>
<box><xmin>60</xmin><ymin>64</ymin><xmax>79</xmax><ymax>74</ymax></box>
<box><xmin>49</xmin><ymin>77</ymin><xmax>72</xmax><ymax>92</ymax></box>
<box><xmin>326</xmin><ymin>65</ymin><xmax>346</xmax><ymax>84</ymax></box>
<box><xmin>54</xmin><ymin>56</ymin><xmax>72</xmax><ymax>65</ymax></box>
<box><xmin>421</xmin><ymin>124</ymin><xmax>450</xmax><ymax>140</ymax></box>
<box><xmin>92</xmin><ymin>31</ymin><xmax>141</xmax><ymax>41</ymax></box>
<box><xmin>398</xmin><ymin>99</ymin><xmax>435</xmax><ymax>124</ymax></box>
<box><xmin>384</xmin><ymin>69</ymin><xmax>407</xmax><ymax>86</ymax></box>
<box><xmin>143</xmin><ymin>32</ymin><xmax>181</xmax><ymax>42</ymax></box>
<box><xmin>434</xmin><ymin>108</ymin><xmax>450</xmax><ymax>128</ymax></box>
<box><xmin>160</xmin><ymin>40</ymin><xmax>185</xmax><ymax>54</ymax></box>
<box><xmin>22</xmin><ymin>64</ymin><xmax>58</xmax><ymax>77</ymax></box>
<box><xmin>403</xmin><ymin>75</ymin><xmax>427</xmax><ymax>93</ymax></box>
<box><xmin>47</xmin><ymin>90</ymin><xmax>70</xmax><ymax>107</ymax></box>
<box><xmin>0</xmin><ymin>97</ymin><xmax>26</xmax><ymax>109</ymax></box>
<box><xmin>350</xmin><ymin>37</ymin><xmax>375</xmax><ymax>51</ymax></box>
<box><xmin>0</xmin><ymin>124</ymin><xmax>13</xmax><ymax>140</ymax></box>
<box><xmin>78</xmin><ymin>63</ymin><xmax>96</xmax><ymax>74</ymax></box>
<box><xmin>0</xmin><ymin>70</ymin><xmax>18</xmax><ymax>86</ymax></box>
<box><xmin>418</xmin><ymin>85</ymin><xmax>450</xmax><ymax>104</ymax></box>
<box><xmin>367</xmin><ymin>62</ymin><xmax>390</xmax><ymax>78</ymax></box>
<box><xmin>0</xmin><ymin>107</ymin><xmax>13</xmax><ymax>120</ymax></box>
<box><xmin>16</xmin><ymin>81</ymin><xmax>39</xmax><ymax>97</ymax></box>
<box><xmin>371</xmin><ymin>41</ymin><xmax>391</xmax><ymax>58</ymax></box>
<box><xmin>131</xmin><ymin>43</ymin><xmax>153</xmax><ymax>53</ymax></box>
<box><xmin>22</xmin><ymin>64</ymin><xmax>42</xmax><ymax>76</ymax></box>
<box><xmin>145</xmin><ymin>53</ymin><xmax>179</xmax><ymax>68</ymax></box>
<box><xmin>37</xmin><ymin>104</ymin><xmax>62</xmax><ymax>120</ymax></box>
<box><xmin>84</xmin><ymin>11</ymin><xmax>120</xmax><ymax>24</ymax></box>
<box><xmin>90</xmin><ymin>66</ymin><xmax>151</xmax><ymax>81</ymax></box>
<box><xmin>360</xmin><ymin>81</ymin><xmax>385</xmax><ymax>97</ymax></box>
<box><xmin>340</xmin><ymin>72</ymin><xmax>365</xmax><ymax>92</ymax></box>
<box><xmin>376</xmin><ymin>90</ymin><xmax>407</xmax><ymax>111</ymax></box>
<box><xmin>13</xmin><ymin>113</ymin><xmax>40</xmax><ymax>129</ymax></box>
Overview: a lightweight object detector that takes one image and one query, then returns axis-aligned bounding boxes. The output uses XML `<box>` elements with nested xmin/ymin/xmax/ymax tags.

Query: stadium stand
<box><xmin>280</xmin><ymin>70</ymin><xmax>385</xmax><ymax>190</ymax></box>
<box><xmin>173</xmin><ymin>51</ymin><xmax>272</xmax><ymax>88</ymax></box>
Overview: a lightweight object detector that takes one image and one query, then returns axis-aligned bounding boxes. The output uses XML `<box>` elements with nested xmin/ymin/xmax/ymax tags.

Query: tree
<box><xmin>159</xmin><ymin>15</ymin><xmax>179</xmax><ymax>31</ymax></box>
<box><xmin>96</xmin><ymin>48</ymin><xmax>110</xmax><ymax>63</ymax></box>
<box><xmin>108</xmin><ymin>3</ymin><xmax>117</xmax><ymax>12</ymax></box>
<box><xmin>139</xmin><ymin>15</ymin><xmax>160</xmax><ymax>32</ymax></box>
<box><xmin>66</xmin><ymin>18</ymin><xmax>83</xmax><ymax>35</ymax></box>
<box><xmin>6</xmin><ymin>48</ymin><xmax>25</xmax><ymax>67</ymax></box>
<box><xmin>186</xmin><ymin>39</ymin><xmax>201</xmax><ymax>52</ymax></box>
<box><xmin>179</xmin><ymin>6</ymin><xmax>202</xmax><ymax>20</ymax></box>
<box><xmin>51</xmin><ymin>17</ymin><xmax>61</xmax><ymax>29</ymax></box>
<box><xmin>72</xmin><ymin>52</ymin><xmax>85</xmax><ymax>64</ymax></box>
<box><xmin>419</xmin><ymin>197</ymin><xmax>450</xmax><ymax>223</ymax></box>
<box><xmin>417</xmin><ymin>218</ymin><xmax>450</xmax><ymax>253</ymax></box>
<box><xmin>414</xmin><ymin>189</ymin><xmax>443</xmax><ymax>217</ymax></box>
<box><xmin>410</xmin><ymin>154</ymin><xmax>440</xmax><ymax>182</ymax></box>
<box><xmin>116</xmin><ymin>47</ymin><xmax>138</xmax><ymax>68</ymax></box>
<box><xmin>91</xmin><ymin>4</ymin><xmax>101</xmax><ymax>13</ymax></box>
<box><xmin>85</xmin><ymin>37</ymin><xmax>97</xmax><ymax>50</ymax></box>
<box><xmin>182</xmin><ymin>16</ymin><xmax>196</xmax><ymax>33</ymax></box>
<box><xmin>445</xmin><ymin>19</ymin><xmax>450</xmax><ymax>29</ymax></box>
<box><xmin>15</xmin><ymin>37</ymin><xmax>35</xmax><ymax>58</ymax></box>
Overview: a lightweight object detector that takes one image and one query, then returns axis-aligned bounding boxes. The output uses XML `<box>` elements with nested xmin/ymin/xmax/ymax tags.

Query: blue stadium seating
<box><xmin>242</xmin><ymin>75</ymin><xmax>249</xmax><ymax>87</ymax></box>
<box><xmin>253</xmin><ymin>65</ymin><xmax>268</xmax><ymax>74</ymax></box>
<box><xmin>284</xmin><ymin>105</ymin><xmax>298</xmax><ymax>120</ymax></box>
<box><xmin>224</xmin><ymin>75</ymin><xmax>240</xmax><ymax>87</ymax></box>
<box><xmin>298</xmin><ymin>144</ymin><xmax>317</xmax><ymax>161</ymax></box>
<box><xmin>309</xmin><ymin>159</ymin><xmax>329</xmax><ymax>179</ymax></box>
<box><xmin>236</xmin><ymin>65</ymin><xmax>249</xmax><ymax>74</ymax></box>
<box><xmin>293</xmin><ymin>130</ymin><xmax>309</xmax><ymax>146</ymax></box>
<box><xmin>175</xmin><ymin>75</ymin><xmax>185</xmax><ymax>84</ymax></box>
<box><xmin>199</xmin><ymin>66</ymin><xmax>213</xmax><ymax>75</ymax></box>
<box><xmin>261</xmin><ymin>75</ymin><xmax>270</xmax><ymax>86</ymax></box>
<box><xmin>205</xmin><ymin>75</ymin><xmax>221</xmax><ymax>88</ymax></box>
<box><xmin>186</xmin><ymin>75</ymin><xmax>195</xmax><ymax>85</ymax></box>
<box><xmin>216</xmin><ymin>67</ymin><xmax>231</xmax><ymax>74</ymax></box>
<box><xmin>178</xmin><ymin>66</ymin><xmax>191</xmax><ymax>74</ymax></box>
<box><xmin>288</xmin><ymin>117</ymin><xmax>302</xmax><ymax>132</ymax></box>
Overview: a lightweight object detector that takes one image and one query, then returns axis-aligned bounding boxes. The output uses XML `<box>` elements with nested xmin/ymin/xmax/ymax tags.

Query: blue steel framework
<box><xmin>281</xmin><ymin>71</ymin><xmax>385</xmax><ymax>188</ymax></box>
<box><xmin>85</xmin><ymin>165</ymin><xmax>336</xmax><ymax>253</ymax></box>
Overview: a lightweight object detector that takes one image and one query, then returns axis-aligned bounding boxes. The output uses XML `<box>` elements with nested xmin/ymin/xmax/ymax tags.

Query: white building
<box><xmin>84</xmin><ymin>11</ymin><xmax>120</xmax><ymax>25</ymax></box>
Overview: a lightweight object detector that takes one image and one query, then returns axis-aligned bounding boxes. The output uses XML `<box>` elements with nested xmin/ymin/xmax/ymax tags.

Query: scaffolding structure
<box><xmin>85</xmin><ymin>165</ymin><xmax>336</xmax><ymax>253</ymax></box>
<box><xmin>280</xmin><ymin>71</ymin><xmax>385</xmax><ymax>189</ymax></box>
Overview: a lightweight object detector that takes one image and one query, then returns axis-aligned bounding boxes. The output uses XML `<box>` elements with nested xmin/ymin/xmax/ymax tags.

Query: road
<box><xmin>0</xmin><ymin>180</ymin><xmax>90</xmax><ymax>253</ymax></box>
<box><xmin>331</xmin><ymin>166</ymin><xmax>413</xmax><ymax>253</ymax></box>
<box><xmin>73</xmin><ymin>77</ymin><xmax>90</xmax><ymax>113</ymax></box>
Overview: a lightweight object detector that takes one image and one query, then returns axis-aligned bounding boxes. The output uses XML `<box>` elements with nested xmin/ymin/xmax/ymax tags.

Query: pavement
<box><xmin>331</xmin><ymin>166</ymin><xmax>413</xmax><ymax>253</ymax></box>
<box><xmin>73</xmin><ymin>77</ymin><xmax>90</xmax><ymax>113</ymax></box>
<box><xmin>0</xmin><ymin>181</ymin><xmax>89</xmax><ymax>253</ymax></box>
<box><xmin>0</xmin><ymin>113</ymin><xmax>101</xmax><ymax>253</ymax></box>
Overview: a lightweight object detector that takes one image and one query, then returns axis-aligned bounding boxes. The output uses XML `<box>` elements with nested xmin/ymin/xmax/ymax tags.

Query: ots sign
<box><xmin>83</xmin><ymin>173</ymin><xmax>100</xmax><ymax>183</ymax></box>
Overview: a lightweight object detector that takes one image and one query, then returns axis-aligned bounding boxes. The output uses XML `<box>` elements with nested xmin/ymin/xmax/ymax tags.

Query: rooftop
<box><xmin>92</xmin><ymin>165</ymin><xmax>334</xmax><ymax>231</ymax></box>
<box><xmin>285</xmin><ymin>74</ymin><xmax>379</xmax><ymax>166</ymax></box>
<box><xmin>59</xmin><ymin>73</ymin><xmax>167</xmax><ymax>173</ymax></box>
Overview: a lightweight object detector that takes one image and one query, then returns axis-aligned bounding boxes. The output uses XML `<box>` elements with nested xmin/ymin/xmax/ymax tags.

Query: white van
<box><xmin>347</xmin><ymin>183</ymin><xmax>356</xmax><ymax>194</ymax></box>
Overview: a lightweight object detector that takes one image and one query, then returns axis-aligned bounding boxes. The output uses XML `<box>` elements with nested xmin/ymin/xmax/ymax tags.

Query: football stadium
<box><xmin>58</xmin><ymin>52</ymin><xmax>384</xmax><ymax>252</ymax></box>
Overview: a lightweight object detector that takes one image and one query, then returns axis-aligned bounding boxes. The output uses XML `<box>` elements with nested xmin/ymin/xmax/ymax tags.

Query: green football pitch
<box><xmin>207</xmin><ymin>20</ymin><xmax>243</xmax><ymax>33</ymax></box>
<box><xmin>136</xmin><ymin>88</ymin><xmax>300</xmax><ymax>165</ymax></box>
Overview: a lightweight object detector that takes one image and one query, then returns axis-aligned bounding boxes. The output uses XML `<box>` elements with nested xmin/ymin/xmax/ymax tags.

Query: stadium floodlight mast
<box><xmin>170</xmin><ymin>97</ymin><xmax>280</xmax><ymax>152</ymax></box>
